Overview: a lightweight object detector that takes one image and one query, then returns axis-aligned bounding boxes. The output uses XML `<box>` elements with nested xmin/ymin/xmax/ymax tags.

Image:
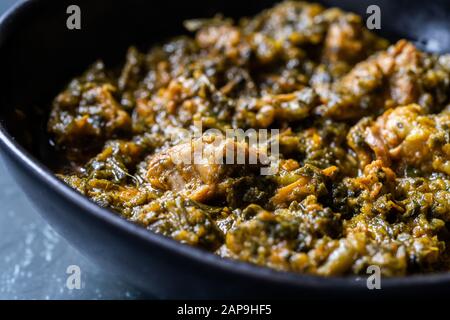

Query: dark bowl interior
<box><xmin>1</xmin><ymin>0</ymin><xmax>450</xmax><ymax>298</ymax></box>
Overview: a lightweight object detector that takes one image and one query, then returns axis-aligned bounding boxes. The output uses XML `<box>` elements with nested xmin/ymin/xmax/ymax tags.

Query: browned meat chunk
<box><xmin>145</xmin><ymin>135</ymin><xmax>262</xmax><ymax>202</ymax></box>
<box><xmin>348</xmin><ymin>104</ymin><xmax>450</xmax><ymax>175</ymax></box>
<box><xmin>317</xmin><ymin>40</ymin><xmax>450</xmax><ymax>120</ymax></box>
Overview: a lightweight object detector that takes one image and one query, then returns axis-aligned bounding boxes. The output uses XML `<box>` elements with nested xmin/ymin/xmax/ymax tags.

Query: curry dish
<box><xmin>48</xmin><ymin>1</ymin><xmax>450</xmax><ymax>276</ymax></box>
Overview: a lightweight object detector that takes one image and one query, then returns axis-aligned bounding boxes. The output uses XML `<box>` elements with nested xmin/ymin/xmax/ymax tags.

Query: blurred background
<box><xmin>0</xmin><ymin>0</ymin><xmax>146</xmax><ymax>300</ymax></box>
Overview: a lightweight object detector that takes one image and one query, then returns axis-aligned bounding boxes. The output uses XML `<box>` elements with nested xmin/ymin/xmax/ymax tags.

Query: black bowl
<box><xmin>1</xmin><ymin>0</ymin><xmax>450</xmax><ymax>299</ymax></box>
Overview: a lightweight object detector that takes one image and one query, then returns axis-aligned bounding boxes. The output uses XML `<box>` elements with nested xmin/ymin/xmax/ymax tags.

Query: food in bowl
<box><xmin>47</xmin><ymin>1</ymin><xmax>450</xmax><ymax>276</ymax></box>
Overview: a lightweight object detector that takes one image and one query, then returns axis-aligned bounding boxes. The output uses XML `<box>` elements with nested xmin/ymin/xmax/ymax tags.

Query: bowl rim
<box><xmin>1</xmin><ymin>0</ymin><xmax>450</xmax><ymax>292</ymax></box>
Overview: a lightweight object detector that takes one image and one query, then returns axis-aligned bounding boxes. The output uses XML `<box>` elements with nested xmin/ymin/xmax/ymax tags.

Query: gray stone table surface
<box><xmin>0</xmin><ymin>0</ymin><xmax>149</xmax><ymax>300</ymax></box>
<box><xmin>0</xmin><ymin>158</ymin><xmax>148</xmax><ymax>299</ymax></box>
